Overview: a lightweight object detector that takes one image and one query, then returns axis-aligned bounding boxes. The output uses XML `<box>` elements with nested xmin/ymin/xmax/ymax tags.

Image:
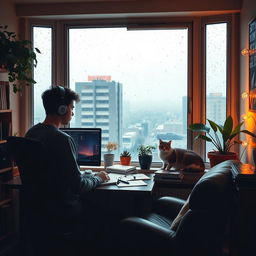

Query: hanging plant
<box><xmin>0</xmin><ymin>25</ymin><xmax>41</xmax><ymax>93</ymax></box>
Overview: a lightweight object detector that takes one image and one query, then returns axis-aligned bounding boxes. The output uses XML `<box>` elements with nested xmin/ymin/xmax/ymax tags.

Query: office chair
<box><xmin>119</xmin><ymin>160</ymin><xmax>238</xmax><ymax>256</ymax></box>
<box><xmin>7</xmin><ymin>136</ymin><xmax>80</xmax><ymax>256</ymax></box>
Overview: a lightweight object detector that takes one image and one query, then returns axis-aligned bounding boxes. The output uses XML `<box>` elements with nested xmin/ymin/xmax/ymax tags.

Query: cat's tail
<box><xmin>182</xmin><ymin>163</ymin><xmax>205</xmax><ymax>172</ymax></box>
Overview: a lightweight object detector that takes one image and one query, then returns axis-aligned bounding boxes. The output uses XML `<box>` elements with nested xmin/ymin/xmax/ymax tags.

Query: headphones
<box><xmin>54</xmin><ymin>86</ymin><xmax>68</xmax><ymax>116</ymax></box>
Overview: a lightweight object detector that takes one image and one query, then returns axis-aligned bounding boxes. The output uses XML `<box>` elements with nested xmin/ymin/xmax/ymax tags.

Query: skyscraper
<box><xmin>75</xmin><ymin>76</ymin><xmax>123</xmax><ymax>153</ymax></box>
<box><xmin>207</xmin><ymin>93</ymin><xmax>226</xmax><ymax>124</ymax></box>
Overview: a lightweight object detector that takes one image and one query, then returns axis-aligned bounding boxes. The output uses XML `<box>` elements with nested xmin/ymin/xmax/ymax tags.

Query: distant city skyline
<box><xmin>32</xmin><ymin>24</ymin><xmax>227</xmax><ymax>162</ymax></box>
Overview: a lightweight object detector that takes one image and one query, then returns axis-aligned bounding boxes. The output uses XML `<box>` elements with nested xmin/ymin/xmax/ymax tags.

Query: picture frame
<box><xmin>249</xmin><ymin>18</ymin><xmax>256</xmax><ymax>111</ymax></box>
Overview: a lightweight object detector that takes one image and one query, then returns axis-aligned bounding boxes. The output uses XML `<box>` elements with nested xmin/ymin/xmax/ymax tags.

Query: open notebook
<box><xmin>100</xmin><ymin>173</ymin><xmax>150</xmax><ymax>186</ymax></box>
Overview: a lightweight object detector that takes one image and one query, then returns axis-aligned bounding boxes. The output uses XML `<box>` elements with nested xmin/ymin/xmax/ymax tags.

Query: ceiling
<box><xmin>13</xmin><ymin>0</ymin><xmax>129</xmax><ymax>3</ymax></box>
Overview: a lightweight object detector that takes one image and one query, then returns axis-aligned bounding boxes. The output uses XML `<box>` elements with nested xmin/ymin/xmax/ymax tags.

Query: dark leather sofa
<box><xmin>119</xmin><ymin>160</ymin><xmax>238</xmax><ymax>256</ymax></box>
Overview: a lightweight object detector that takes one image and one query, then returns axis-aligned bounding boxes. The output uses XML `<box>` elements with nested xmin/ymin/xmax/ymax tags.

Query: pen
<box><xmin>118</xmin><ymin>179</ymin><xmax>130</xmax><ymax>184</ymax></box>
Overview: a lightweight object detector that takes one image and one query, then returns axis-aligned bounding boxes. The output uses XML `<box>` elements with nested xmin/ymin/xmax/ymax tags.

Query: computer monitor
<box><xmin>60</xmin><ymin>128</ymin><xmax>101</xmax><ymax>166</ymax></box>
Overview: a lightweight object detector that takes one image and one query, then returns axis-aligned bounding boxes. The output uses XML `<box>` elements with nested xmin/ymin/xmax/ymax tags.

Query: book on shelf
<box><xmin>0</xmin><ymin>81</ymin><xmax>10</xmax><ymax>110</ymax></box>
<box><xmin>106</xmin><ymin>164</ymin><xmax>137</xmax><ymax>174</ymax></box>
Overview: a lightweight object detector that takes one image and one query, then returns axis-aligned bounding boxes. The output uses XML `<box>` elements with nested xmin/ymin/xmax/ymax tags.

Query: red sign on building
<box><xmin>88</xmin><ymin>75</ymin><xmax>111</xmax><ymax>81</ymax></box>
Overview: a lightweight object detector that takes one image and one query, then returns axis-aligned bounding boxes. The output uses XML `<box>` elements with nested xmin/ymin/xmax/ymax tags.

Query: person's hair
<box><xmin>42</xmin><ymin>86</ymin><xmax>80</xmax><ymax>115</ymax></box>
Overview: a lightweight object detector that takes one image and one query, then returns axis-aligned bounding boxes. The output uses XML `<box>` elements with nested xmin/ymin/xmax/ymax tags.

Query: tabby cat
<box><xmin>159</xmin><ymin>139</ymin><xmax>205</xmax><ymax>172</ymax></box>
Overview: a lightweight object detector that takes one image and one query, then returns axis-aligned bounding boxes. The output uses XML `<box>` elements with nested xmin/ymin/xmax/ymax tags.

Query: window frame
<box><xmin>26</xmin><ymin>14</ymin><xmax>239</xmax><ymax>167</ymax></box>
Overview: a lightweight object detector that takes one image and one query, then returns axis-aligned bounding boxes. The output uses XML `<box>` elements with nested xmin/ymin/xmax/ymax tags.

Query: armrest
<box><xmin>119</xmin><ymin>217</ymin><xmax>176</xmax><ymax>250</ymax></box>
<box><xmin>152</xmin><ymin>196</ymin><xmax>186</xmax><ymax>220</ymax></box>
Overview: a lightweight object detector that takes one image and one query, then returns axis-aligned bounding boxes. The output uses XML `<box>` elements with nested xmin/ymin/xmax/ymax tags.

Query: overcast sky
<box><xmin>33</xmin><ymin>24</ymin><xmax>226</xmax><ymax>121</ymax></box>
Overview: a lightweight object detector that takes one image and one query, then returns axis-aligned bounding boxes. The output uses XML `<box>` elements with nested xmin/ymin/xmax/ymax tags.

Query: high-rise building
<box><xmin>75</xmin><ymin>76</ymin><xmax>123</xmax><ymax>153</ymax></box>
<box><xmin>207</xmin><ymin>93</ymin><xmax>226</xmax><ymax>124</ymax></box>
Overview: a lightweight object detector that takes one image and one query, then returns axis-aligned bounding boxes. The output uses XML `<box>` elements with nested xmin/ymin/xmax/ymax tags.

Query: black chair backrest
<box><xmin>175</xmin><ymin>160</ymin><xmax>238</xmax><ymax>255</ymax></box>
<box><xmin>7</xmin><ymin>136</ymin><xmax>48</xmax><ymax>186</ymax></box>
<box><xmin>6</xmin><ymin>136</ymin><xmax>50</xmax><ymax>215</ymax></box>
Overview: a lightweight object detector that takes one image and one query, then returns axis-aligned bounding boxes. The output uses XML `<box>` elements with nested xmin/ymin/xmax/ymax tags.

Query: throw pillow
<box><xmin>170</xmin><ymin>196</ymin><xmax>190</xmax><ymax>231</ymax></box>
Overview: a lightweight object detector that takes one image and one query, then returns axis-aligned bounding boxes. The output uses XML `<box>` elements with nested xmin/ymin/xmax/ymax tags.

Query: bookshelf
<box><xmin>0</xmin><ymin>78</ymin><xmax>16</xmax><ymax>254</ymax></box>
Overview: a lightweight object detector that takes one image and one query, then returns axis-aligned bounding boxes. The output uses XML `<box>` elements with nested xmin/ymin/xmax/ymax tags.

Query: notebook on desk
<box><xmin>100</xmin><ymin>173</ymin><xmax>151</xmax><ymax>186</ymax></box>
<box><xmin>106</xmin><ymin>165</ymin><xmax>137</xmax><ymax>174</ymax></box>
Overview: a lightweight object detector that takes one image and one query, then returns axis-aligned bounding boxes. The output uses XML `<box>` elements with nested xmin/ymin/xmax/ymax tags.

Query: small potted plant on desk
<box><xmin>104</xmin><ymin>142</ymin><xmax>118</xmax><ymax>168</ymax></box>
<box><xmin>137</xmin><ymin>145</ymin><xmax>156</xmax><ymax>170</ymax></box>
<box><xmin>189</xmin><ymin>115</ymin><xmax>256</xmax><ymax>167</ymax></box>
<box><xmin>120</xmin><ymin>150</ymin><xmax>131</xmax><ymax>165</ymax></box>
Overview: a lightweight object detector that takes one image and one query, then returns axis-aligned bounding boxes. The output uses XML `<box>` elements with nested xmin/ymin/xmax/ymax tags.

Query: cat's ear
<box><xmin>159</xmin><ymin>139</ymin><xmax>163</xmax><ymax>143</ymax></box>
<box><xmin>168</xmin><ymin>140</ymin><xmax>172</xmax><ymax>145</ymax></box>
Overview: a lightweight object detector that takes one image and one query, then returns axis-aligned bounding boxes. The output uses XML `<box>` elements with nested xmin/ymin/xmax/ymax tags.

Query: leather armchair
<box><xmin>119</xmin><ymin>160</ymin><xmax>238</xmax><ymax>256</ymax></box>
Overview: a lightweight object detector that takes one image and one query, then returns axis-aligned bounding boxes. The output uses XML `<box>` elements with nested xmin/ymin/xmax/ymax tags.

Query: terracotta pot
<box><xmin>207</xmin><ymin>151</ymin><xmax>238</xmax><ymax>168</ymax></box>
<box><xmin>120</xmin><ymin>156</ymin><xmax>131</xmax><ymax>166</ymax></box>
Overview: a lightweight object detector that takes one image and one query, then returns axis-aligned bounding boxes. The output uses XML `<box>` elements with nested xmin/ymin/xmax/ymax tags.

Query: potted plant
<box><xmin>104</xmin><ymin>142</ymin><xmax>118</xmax><ymax>168</ymax></box>
<box><xmin>0</xmin><ymin>25</ymin><xmax>40</xmax><ymax>93</ymax></box>
<box><xmin>120</xmin><ymin>150</ymin><xmax>131</xmax><ymax>166</ymax></box>
<box><xmin>137</xmin><ymin>145</ymin><xmax>156</xmax><ymax>170</ymax></box>
<box><xmin>189</xmin><ymin>115</ymin><xmax>256</xmax><ymax>167</ymax></box>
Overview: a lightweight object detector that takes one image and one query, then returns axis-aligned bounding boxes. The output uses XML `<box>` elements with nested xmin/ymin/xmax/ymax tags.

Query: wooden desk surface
<box><xmin>3</xmin><ymin>174</ymin><xmax>155</xmax><ymax>195</ymax></box>
<box><xmin>96</xmin><ymin>174</ymin><xmax>154</xmax><ymax>195</ymax></box>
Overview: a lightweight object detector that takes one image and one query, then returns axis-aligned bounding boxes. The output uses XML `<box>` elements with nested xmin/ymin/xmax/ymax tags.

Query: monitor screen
<box><xmin>60</xmin><ymin>128</ymin><xmax>101</xmax><ymax>166</ymax></box>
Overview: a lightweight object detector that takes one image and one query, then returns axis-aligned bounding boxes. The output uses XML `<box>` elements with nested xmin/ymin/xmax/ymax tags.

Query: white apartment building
<box><xmin>75</xmin><ymin>76</ymin><xmax>123</xmax><ymax>153</ymax></box>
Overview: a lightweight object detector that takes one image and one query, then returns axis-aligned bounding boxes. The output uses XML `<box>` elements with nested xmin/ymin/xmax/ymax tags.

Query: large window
<box><xmin>31</xmin><ymin>17</ymin><xmax>234</xmax><ymax>164</ymax></box>
<box><xmin>68</xmin><ymin>27</ymin><xmax>188</xmax><ymax>161</ymax></box>
<box><xmin>205</xmin><ymin>23</ymin><xmax>227</xmax><ymax>158</ymax></box>
<box><xmin>33</xmin><ymin>26</ymin><xmax>52</xmax><ymax>124</ymax></box>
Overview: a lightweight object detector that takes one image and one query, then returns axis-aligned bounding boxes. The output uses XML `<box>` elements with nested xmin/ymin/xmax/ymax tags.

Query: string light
<box><xmin>241</xmin><ymin>48</ymin><xmax>256</xmax><ymax>56</ymax></box>
<box><xmin>241</xmin><ymin>92</ymin><xmax>249</xmax><ymax>99</ymax></box>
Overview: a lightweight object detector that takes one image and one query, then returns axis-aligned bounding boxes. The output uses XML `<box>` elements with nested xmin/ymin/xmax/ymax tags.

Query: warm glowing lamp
<box><xmin>241</xmin><ymin>92</ymin><xmax>249</xmax><ymax>99</ymax></box>
<box><xmin>241</xmin><ymin>48</ymin><xmax>256</xmax><ymax>56</ymax></box>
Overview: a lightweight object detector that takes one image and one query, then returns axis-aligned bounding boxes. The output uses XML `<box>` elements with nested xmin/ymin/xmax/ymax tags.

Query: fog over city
<box><xmin>33</xmin><ymin>24</ymin><xmax>227</xmax><ymax>161</ymax></box>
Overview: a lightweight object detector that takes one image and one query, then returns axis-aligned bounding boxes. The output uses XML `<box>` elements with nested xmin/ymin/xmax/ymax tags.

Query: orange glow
<box><xmin>240</xmin><ymin>163</ymin><xmax>255</xmax><ymax>175</ymax></box>
<box><xmin>242</xmin><ymin>141</ymin><xmax>248</xmax><ymax>147</ymax></box>
<box><xmin>79</xmin><ymin>149</ymin><xmax>94</xmax><ymax>157</ymax></box>
<box><xmin>241</xmin><ymin>92</ymin><xmax>249</xmax><ymax>99</ymax></box>
<box><xmin>241</xmin><ymin>48</ymin><xmax>256</xmax><ymax>56</ymax></box>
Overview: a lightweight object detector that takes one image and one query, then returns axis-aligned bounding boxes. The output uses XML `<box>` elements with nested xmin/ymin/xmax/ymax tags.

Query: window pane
<box><xmin>33</xmin><ymin>27</ymin><xmax>52</xmax><ymax>124</ymax></box>
<box><xmin>69</xmin><ymin>27</ymin><xmax>188</xmax><ymax>161</ymax></box>
<box><xmin>206</xmin><ymin>23</ymin><xmax>227</xmax><ymax>158</ymax></box>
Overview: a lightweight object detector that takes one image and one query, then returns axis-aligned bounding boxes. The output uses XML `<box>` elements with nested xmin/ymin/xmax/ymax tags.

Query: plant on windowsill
<box><xmin>189</xmin><ymin>115</ymin><xmax>256</xmax><ymax>167</ymax></box>
<box><xmin>0</xmin><ymin>25</ymin><xmax>41</xmax><ymax>93</ymax></box>
<box><xmin>104</xmin><ymin>142</ymin><xmax>118</xmax><ymax>168</ymax></box>
<box><xmin>120</xmin><ymin>150</ymin><xmax>131</xmax><ymax>166</ymax></box>
<box><xmin>137</xmin><ymin>145</ymin><xmax>156</xmax><ymax>170</ymax></box>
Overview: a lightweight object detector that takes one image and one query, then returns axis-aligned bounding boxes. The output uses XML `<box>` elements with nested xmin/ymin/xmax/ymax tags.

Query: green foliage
<box><xmin>120</xmin><ymin>150</ymin><xmax>131</xmax><ymax>157</ymax></box>
<box><xmin>0</xmin><ymin>25</ymin><xmax>41</xmax><ymax>93</ymax></box>
<box><xmin>189</xmin><ymin>115</ymin><xmax>256</xmax><ymax>154</ymax></box>
<box><xmin>137</xmin><ymin>145</ymin><xmax>156</xmax><ymax>156</ymax></box>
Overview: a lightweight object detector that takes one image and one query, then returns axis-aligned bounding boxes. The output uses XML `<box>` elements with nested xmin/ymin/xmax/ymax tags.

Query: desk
<box><xmin>3</xmin><ymin>174</ymin><xmax>154</xmax><ymax>255</ymax></box>
<box><xmin>4</xmin><ymin>174</ymin><xmax>154</xmax><ymax>194</ymax></box>
<box><xmin>4</xmin><ymin>174</ymin><xmax>155</xmax><ymax>218</ymax></box>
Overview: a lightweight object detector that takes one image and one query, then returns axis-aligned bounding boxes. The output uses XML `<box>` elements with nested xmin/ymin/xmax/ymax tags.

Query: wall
<box><xmin>240</xmin><ymin>0</ymin><xmax>256</xmax><ymax>164</ymax></box>
<box><xmin>16</xmin><ymin>0</ymin><xmax>241</xmax><ymax>17</ymax></box>
<box><xmin>0</xmin><ymin>0</ymin><xmax>19</xmax><ymax>135</ymax></box>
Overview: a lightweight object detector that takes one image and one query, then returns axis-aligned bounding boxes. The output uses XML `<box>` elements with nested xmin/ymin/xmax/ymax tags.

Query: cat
<box><xmin>158</xmin><ymin>139</ymin><xmax>205</xmax><ymax>172</ymax></box>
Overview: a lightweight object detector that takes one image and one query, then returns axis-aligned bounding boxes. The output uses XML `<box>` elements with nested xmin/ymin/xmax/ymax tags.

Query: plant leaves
<box><xmin>195</xmin><ymin>134</ymin><xmax>212</xmax><ymax>142</ymax></box>
<box><xmin>231</xmin><ymin>122</ymin><xmax>244</xmax><ymax>136</ymax></box>
<box><xmin>189</xmin><ymin>123</ymin><xmax>210</xmax><ymax>133</ymax></box>
<box><xmin>240</xmin><ymin>130</ymin><xmax>256</xmax><ymax>138</ymax></box>
<box><xmin>207</xmin><ymin>119</ymin><xmax>218</xmax><ymax>132</ymax></box>
<box><xmin>223</xmin><ymin>116</ymin><xmax>233</xmax><ymax>137</ymax></box>
<box><xmin>35</xmin><ymin>47</ymin><xmax>41</xmax><ymax>53</ymax></box>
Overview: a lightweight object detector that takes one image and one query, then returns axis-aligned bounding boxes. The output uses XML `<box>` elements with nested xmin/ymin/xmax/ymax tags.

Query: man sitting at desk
<box><xmin>25</xmin><ymin>86</ymin><xmax>110</xmax><ymax>246</ymax></box>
